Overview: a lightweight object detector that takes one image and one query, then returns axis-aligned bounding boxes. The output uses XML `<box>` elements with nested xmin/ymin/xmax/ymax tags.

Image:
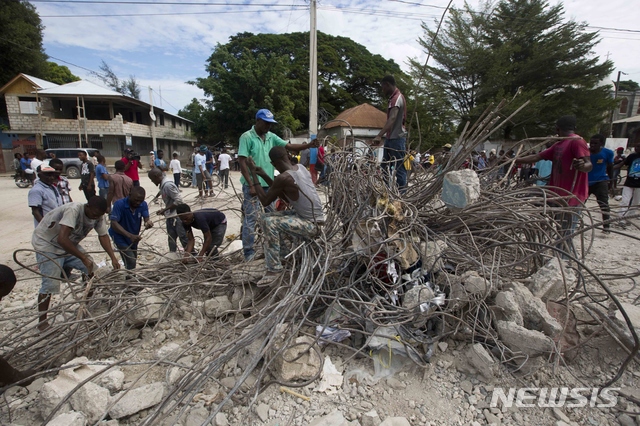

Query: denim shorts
<box><xmin>36</xmin><ymin>252</ymin><xmax>89</xmax><ymax>294</ymax></box>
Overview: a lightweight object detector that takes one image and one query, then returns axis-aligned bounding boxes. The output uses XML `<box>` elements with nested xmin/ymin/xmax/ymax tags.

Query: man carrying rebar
<box><xmin>32</xmin><ymin>197</ymin><xmax>120</xmax><ymax>331</ymax></box>
<box><xmin>237</xmin><ymin>109</ymin><xmax>316</xmax><ymax>262</ymax></box>
<box><xmin>372</xmin><ymin>75</ymin><xmax>407</xmax><ymax>189</ymax></box>
<box><xmin>148</xmin><ymin>168</ymin><xmax>188</xmax><ymax>255</ymax></box>
<box><xmin>246</xmin><ymin>146</ymin><xmax>324</xmax><ymax>286</ymax></box>
<box><xmin>516</xmin><ymin>116</ymin><xmax>592</xmax><ymax>254</ymax></box>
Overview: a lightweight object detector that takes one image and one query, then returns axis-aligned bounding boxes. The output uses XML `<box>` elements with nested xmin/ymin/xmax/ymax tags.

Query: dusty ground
<box><xmin>1</xmin><ymin>171</ymin><xmax>640</xmax><ymax>426</ymax></box>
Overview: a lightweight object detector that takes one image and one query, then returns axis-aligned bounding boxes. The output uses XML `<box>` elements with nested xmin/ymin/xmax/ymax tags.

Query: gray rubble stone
<box><xmin>508</xmin><ymin>282</ymin><xmax>563</xmax><ymax>336</ymax></box>
<box><xmin>379</xmin><ymin>417</ymin><xmax>411</xmax><ymax>426</ymax></box>
<box><xmin>442</xmin><ymin>169</ymin><xmax>481</xmax><ymax>209</ymax></box>
<box><xmin>308</xmin><ymin>410</ymin><xmax>349</xmax><ymax>426</ymax></box>
<box><xmin>270</xmin><ymin>336</ymin><xmax>322</xmax><ymax>382</ymax></box>
<box><xmin>613</xmin><ymin>302</ymin><xmax>640</xmax><ymax>344</ymax></box>
<box><xmin>361</xmin><ymin>410</ymin><xmax>381</xmax><ymax>426</ymax></box>
<box><xmin>99</xmin><ymin>369</ymin><xmax>125</xmax><ymax>393</ymax></box>
<box><xmin>256</xmin><ymin>403</ymin><xmax>270</xmax><ymax>422</ymax></box>
<box><xmin>126</xmin><ymin>291</ymin><xmax>165</xmax><ymax>326</ymax></box>
<box><xmin>204</xmin><ymin>296</ymin><xmax>233</xmax><ymax>318</ymax></box>
<box><xmin>39</xmin><ymin>377</ymin><xmax>76</xmax><ymax>418</ymax></box>
<box><xmin>493</xmin><ymin>291</ymin><xmax>524</xmax><ymax>325</ymax></box>
<box><xmin>184</xmin><ymin>405</ymin><xmax>209</xmax><ymax>426</ymax></box>
<box><xmin>402</xmin><ymin>285</ymin><xmax>434</xmax><ymax>310</ymax></box>
<box><xmin>483</xmin><ymin>409</ymin><xmax>501</xmax><ymax>425</ymax></box>
<box><xmin>214</xmin><ymin>412</ymin><xmax>229</xmax><ymax>426</ymax></box>
<box><xmin>385</xmin><ymin>377</ymin><xmax>406</xmax><ymax>390</ymax></box>
<box><xmin>496</xmin><ymin>320</ymin><xmax>554</xmax><ymax>356</ymax></box>
<box><xmin>108</xmin><ymin>382</ymin><xmax>165</xmax><ymax>419</ymax></box>
<box><xmin>156</xmin><ymin>342</ymin><xmax>181</xmax><ymax>359</ymax></box>
<box><xmin>461</xmin><ymin>271</ymin><xmax>492</xmax><ymax>295</ymax></box>
<box><xmin>46</xmin><ymin>411</ymin><xmax>87</xmax><ymax>426</ymax></box>
<box><xmin>456</xmin><ymin>343</ymin><xmax>496</xmax><ymax>382</ymax></box>
<box><xmin>420</xmin><ymin>239</ymin><xmax>446</xmax><ymax>272</ymax></box>
<box><xmin>551</xmin><ymin>407</ymin><xmax>571</xmax><ymax>423</ymax></box>
<box><xmin>526</xmin><ymin>258</ymin><xmax>576</xmax><ymax>301</ymax></box>
<box><xmin>58</xmin><ymin>357</ymin><xmax>104</xmax><ymax>382</ymax></box>
<box><xmin>617</xmin><ymin>413</ymin><xmax>635</xmax><ymax>426</ymax></box>
<box><xmin>69</xmin><ymin>381</ymin><xmax>110</xmax><ymax>424</ymax></box>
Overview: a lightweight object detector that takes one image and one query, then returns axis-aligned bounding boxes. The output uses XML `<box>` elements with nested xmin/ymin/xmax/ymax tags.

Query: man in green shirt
<box><xmin>238</xmin><ymin>109</ymin><xmax>315</xmax><ymax>261</ymax></box>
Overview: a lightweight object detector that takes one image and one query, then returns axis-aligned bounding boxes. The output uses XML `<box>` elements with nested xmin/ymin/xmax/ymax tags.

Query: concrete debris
<box><xmin>442</xmin><ymin>169</ymin><xmax>480</xmax><ymax>210</ymax></box>
<box><xmin>402</xmin><ymin>285</ymin><xmax>434</xmax><ymax>311</ymax></box>
<box><xmin>507</xmin><ymin>282</ymin><xmax>563</xmax><ymax>336</ymax></box>
<box><xmin>39</xmin><ymin>377</ymin><xmax>78</xmax><ymax>418</ymax></box>
<box><xmin>231</xmin><ymin>259</ymin><xmax>266</xmax><ymax>285</ymax></box>
<box><xmin>456</xmin><ymin>343</ymin><xmax>496</xmax><ymax>382</ymax></box>
<box><xmin>460</xmin><ymin>271</ymin><xmax>492</xmax><ymax>295</ymax></box>
<box><xmin>496</xmin><ymin>320</ymin><xmax>555</xmax><ymax>357</ymax></box>
<box><xmin>493</xmin><ymin>291</ymin><xmax>524</xmax><ymax>325</ymax></box>
<box><xmin>46</xmin><ymin>410</ymin><xmax>87</xmax><ymax>426</ymax></box>
<box><xmin>314</xmin><ymin>356</ymin><xmax>343</xmax><ymax>394</ymax></box>
<box><xmin>156</xmin><ymin>342</ymin><xmax>182</xmax><ymax>359</ymax></box>
<box><xmin>58</xmin><ymin>357</ymin><xmax>104</xmax><ymax>382</ymax></box>
<box><xmin>184</xmin><ymin>405</ymin><xmax>209</xmax><ymax>426</ymax></box>
<box><xmin>69</xmin><ymin>381</ymin><xmax>110</xmax><ymax>424</ymax></box>
<box><xmin>419</xmin><ymin>239</ymin><xmax>446</xmax><ymax>272</ymax></box>
<box><xmin>108</xmin><ymin>382</ymin><xmax>165</xmax><ymax>419</ymax></box>
<box><xmin>99</xmin><ymin>369</ymin><xmax>125</xmax><ymax>393</ymax></box>
<box><xmin>231</xmin><ymin>284</ymin><xmax>258</xmax><ymax>310</ymax></box>
<box><xmin>437</xmin><ymin>341</ymin><xmax>449</xmax><ymax>352</ymax></box>
<box><xmin>215</xmin><ymin>412</ymin><xmax>230</xmax><ymax>426</ymax></box>
<box><xmin>617</xmin><ymin>413</ymin><xmax>636</xmax><ymax>426</ymax></box>
<box><xmin>385</xmin><ymin>376</ymin><xmax>406</xmax><ymax>390</ymax></box>
<box><xmin>204</xmin><ymin>295</ymin><xmax>233</xmax><ymax>318</ymax></box>
<box><xmin>126</xmin><ymin>290</ymin><xmax>165</xmax><ymax>326</ymax></box>
<box><xmin>483</xmin><ymin>408</ymin><xmax>501</xmax><ymax>425</ymax></box>
<box><xmin>526</xmin><ymin>258</ymin><xmax>576</xmax><ymax>301</ymax></box>
<box><xmin>379</xmin><ymin>417</ymin><xmax>412</xmax><ymax>426</ymax></box>
<box><xmin>270</xmin><ymin>336</ymin><xmax>322</xmax><ymax>382</ymax></box>
<box><xmin>613</xmin><ymin>302</ymin><xmax>640</xmax><ymax>344</ymax></box>
<box><xmin>352</xmin><ymin>219</ymin><xmax>385</xmax><ymax>257</ymax></box>
<box><xmin>308</xmin><ymin>410</ymin><xmax>350</xmax><ymax>426</ymax></box>
<box><xmin>255</xmin><ymin>403</ymin><xmax>270</xmax><ymax>422</ymax></box>
<box><xmin>361</xmin><ymin>410</ymin><xmax>382</xmax><ymax>426</ymax></box>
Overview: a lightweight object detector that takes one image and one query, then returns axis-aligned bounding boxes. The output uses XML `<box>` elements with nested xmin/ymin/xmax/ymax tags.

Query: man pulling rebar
<box><xmin>246</xmin><ymin>146</ymin><xmax>324</xmax><ymax>287</ymax></box>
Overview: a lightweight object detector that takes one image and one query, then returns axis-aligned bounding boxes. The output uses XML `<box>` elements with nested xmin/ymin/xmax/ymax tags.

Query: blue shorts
<box><xmin>36</xmin><ymin>252</ymin><xmax>89</xmax><ymax>294</ymax></box>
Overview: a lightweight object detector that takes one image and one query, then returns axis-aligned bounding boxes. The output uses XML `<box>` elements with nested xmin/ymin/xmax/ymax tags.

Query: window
<box><xmin>619</xmin><ymin>98</ymin><xmax>629</xmax><ymax>114</ymax></box>
<box><xmin>18</xmin><ymin>97</ymin><xmax>40</xmax><ymax>114</ymax></box>
<box><xmin>186</xmin><ymin>123</ymin><xmax>190</xmax><ymax>132</ymax></box>
<box><xmin>171</xmin><ymin>118</ymin><xmax>176</xmax><ymax>128</ymax></box>
<box><xmin>159</xmin><ymin>114</ymin><xmax>165</xmax><ymax>126</ymax></box>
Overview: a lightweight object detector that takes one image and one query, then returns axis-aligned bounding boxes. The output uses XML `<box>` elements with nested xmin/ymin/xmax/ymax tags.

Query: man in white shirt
<box><xmin>195</xmin><ymin>146</ymin><xmax>208</xmax><ymax>198</ymax></box>
<box><xmin>170</xmin><ymin>152</ymin><xmax>182</xmax><ymax>188</ymax></box>
<box><xmin>29</xmin><ymin>150</ymin><xmax>46</xmax><ymax>174</ymax></box>
<box><xmin>217</xmin><ymin>148</ymin><xmax>232</xmax><ymax>189</ymax></box>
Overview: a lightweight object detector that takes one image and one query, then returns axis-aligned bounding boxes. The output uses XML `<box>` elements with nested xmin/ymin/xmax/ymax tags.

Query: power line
<box><xmin>41</xmin><ymin>8</ymin><xmax>308</xmax><ymax>17</ymax></box>
<box><xmin>32</xmin><ymin>0</ymin><xmax>300</xmax><ymax>5</ymax></box>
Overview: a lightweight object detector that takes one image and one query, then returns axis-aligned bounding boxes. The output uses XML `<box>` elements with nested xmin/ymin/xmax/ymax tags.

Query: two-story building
<box><xmin>0</xmin><ymin>73</ymin><xmax>197</xmax><ymax>171</ymax></box>
<box><xmin>612</xmin><ymin>89</ymin><xmax>640</xmax><ymax>142</ymax></box>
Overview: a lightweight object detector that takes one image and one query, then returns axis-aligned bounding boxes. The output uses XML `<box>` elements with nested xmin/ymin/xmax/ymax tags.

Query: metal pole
<box><xmin>609</xmin><ymin>70</ymin><xmax>627</xmax><ymax>137</ymax></box>
<box><xmin>76</xmin><ymin>96</ymin><xmax>83</xmax><ymax>147</ymax></box>
<box><xmin>34</xmin><ymin>87</ymin><xmax>44</xmax><ymax>149</ymax></box>
<box><xmin>81</xmin><ymin>96</ymin><xmax>89</xmax><ymax>148</ymax></box>
<box><xmin>149</xmin><ymin>87</ymin><xmax>157</xmax><ymax>152</ymax></box>
<box><xmin>309</xmin><ymin>0</ymin><xmax>318</xmax><ymax>138</ymax></box>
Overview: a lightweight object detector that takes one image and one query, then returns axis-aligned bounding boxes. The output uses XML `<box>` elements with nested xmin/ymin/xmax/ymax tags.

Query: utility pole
<box><xmin>149</xmin><ymin>87</ymin><xmax>157</xmax><ymax>152</ymax></box>
<box><xmin>609</xmin><ymin>70</ymin><xmax>627</xmax><ymax>137</ymax></box>
<box><xmin>309</xmin><ymin>0</ymin><xmax>318</xmax><ymax>139</ymax></box>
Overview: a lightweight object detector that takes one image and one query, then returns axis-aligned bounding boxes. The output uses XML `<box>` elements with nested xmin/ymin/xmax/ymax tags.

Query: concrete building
<box><xmin>0</xmin><ymin>73</ymin><xmax>196</xmax><ymax>171</ymax></box>
<box><xmin>612</xmin><ymin>90</ymin><xmax>640</xmax><ymax>142</ymax></box>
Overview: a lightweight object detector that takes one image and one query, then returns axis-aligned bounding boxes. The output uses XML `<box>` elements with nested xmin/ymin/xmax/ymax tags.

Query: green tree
<box><xmin>417</xmin><ymin>0</ymin><xmax>615</xmax><ymax>140</ymax></box>
<box><xmin>91</xmin><ymin>60</ymin><xmax>141</xmax><ymax>99</ymax></box>
<box><xmin>177</xmin><ymin>98</ymin><xmax>215</xmax><ymax>143</ymax></box>
<box><xmin>0</xmin><ymin>0</ymin><xmax>49</xmax><ymax>87</ymax></box>
<box><xmin>45</xmin><ymin>62</ymin><xmax>80</xmax><ymax>85</ymax></box>
<box><xmin>618</xmin><ymin>80</ymin><xmax>640</xmax><ymax>92</ymax></box>
<box><xmin>193</xmin><ymin>32</ymin><xmax>405</xmax><ymax>143</ymax></box>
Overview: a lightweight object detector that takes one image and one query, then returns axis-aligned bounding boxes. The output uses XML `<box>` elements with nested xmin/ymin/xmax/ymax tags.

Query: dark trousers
<box><xmin>166</xmin><ymin>217</ymin><xmax>187</xmax><ymax>252</ymax></box>
<box><xmin>173</xmin><ymin>173</ymin><xmax>181</xmax><ymax>188</ymax></box>
<box><xmin>133</xmin><ymin>180</ymin><xmax>140</xmax><ymax>187</ymax></box>
<box><xmin>0</xmin><ymin>356</ymin><xmax>31</xmax><ymax>387</ymax></box>
<box><xmin>219</xmin><ymin>169</ymin><xmax>229</xmax><ymax>187</ymax></box>
<box><xmin>81</xmin><ymin>185</ymin><xmax>96</xmax><ymax>201</ymax></box>
<box><xmin>204</xmin><ymin>223</ymin><xmax>227</xmax><ymax>256</ymax></box>
<box><xmin>117</xmin><ymin>244</ymin><xmax>138</xmax><ymax>270</ymax></box>
<box><xmin>589</xmin><ymin>181</ymin><xmax>610</xmax><ymax>229</ymax></box>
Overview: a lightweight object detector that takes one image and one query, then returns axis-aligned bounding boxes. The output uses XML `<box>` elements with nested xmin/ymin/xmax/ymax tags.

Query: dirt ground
<box><xmin>1</xmin><ymin>171</ymin><xmax>640</xmax><ymax>426</ymax></box>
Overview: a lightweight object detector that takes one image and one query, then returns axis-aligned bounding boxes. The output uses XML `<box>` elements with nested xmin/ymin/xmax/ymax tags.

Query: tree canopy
<box><xmin>0</xmin><ymin>0</ymin><xmax>49</xmax><ymax>87</ymax></box>
<box><xmin>193</xmin><ymin>31</ymin><xmax>405</xmax><ymax>143</ymax></box>
<box><xmin>92</xmin><ymin>60</ymin><xmax>141</xmax><ymax>99</ymax></box>
<box><xmin>413</xmin><ymin>0</ymin><xmax>615</xmax><ymax>140</ymax></box>
<box><xmin>618</xmin><ymin>80</ymin><xmax>640</xmax><ymax>92</ymax></box>
<box><xmin>46</xmin><ymin>62</ymin><xmax>80</xmax><ymax>85</ymax></box>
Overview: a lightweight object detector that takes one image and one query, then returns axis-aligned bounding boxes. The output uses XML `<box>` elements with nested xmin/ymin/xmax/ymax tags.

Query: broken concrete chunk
<box><xmin>46</xmin><ymin>411</ymin><xmax>87</xmax><ymax>426</ymax></box>
<box><xmin>402</xmin><ymin>285</ymin><xmax>434</xmax><ymax>311</ymax></box>
<box><xmin>461</xmin><ymin>271</ymin><xmax>492</xmax><ymax>295</ymax></box>
<box><xmin>455</xmin><ymin>343</ymin><xmax>496</xmax><ymax>382</ymax></box>
<box><xmin>126</xmin><ymin>290</ymin><xmax>165</xmax><ymax>326</ymax></box>
<box><xmin>231</xmin><ymin>259</ymin><xmax>266</xmax><ymax>285</ymax></box>
<box><xmin>270</xmin><ymin>336</ymin><xmax>322</xmax><ymax>382</ymax></box>
<box><xmin>156</xmin><ymin>342</ymin><xmax>181</xmax><ymax>359</ymax></box>
<box><xmin>69</xmin><ymin>381</ymin><xmax>111</xmax><ymax>424</ymax></box>
<box><xmin>308</xmin><ymin>410</ymin><xmax>350</xmax><ymax>426</ymax></box>
<box><xmin>39</xmin><ymin>377</ymin><xmax>76</xmax><ymax>418</ymax></box>
<box><xmin>613</xmin><ymin>302</ymin><xmax>640</xmax><ymax>344</ymax></box>
<box><xmin>204</xmin><ymin>295</ymin><xmax>233</xmax><ymax>317</ymax></box>
<box><xmin>58</xmin><ymin>357</ymin><xmax>104</xmax><ymax>382</ymax></box>
<box><xmin>256</xmin><ymin>403</ymin><xmax>270</xmax><ymax>422</ymax></box>
<box><xmin>526</xmin><ymin>258</ymin><xmax>576</xmax><ymax>301</ymax></box>
<box><xmin>496</xmin><ymin>320</ymin><xmax>555</xmax><ymax>356</ymax></box>
<box><xmin>100</xmin><ymin>369</ymin><xmax>125</xmax><ymax>393</ymax></box>
<box><xmin>380</xmin><ymin>417</ymin><xmax>412</xmax><ymax>426</ymax></box>
<box><xmin>507</xmin><ymin>282</ymin><xmax>563</xmax><ymax>336</ymax></box>
<box><xmin>493</xmin><ymin>291</ymin><xmax>524</xmax><ymax>325</ymax></box>
<box><xmin>419</xmin><ymin>239</ymin><xmax>446</xmax><ymax>272</ymax></box>
<box><xmin>231</xmin><ymin>284</ymin><xmax>258</xmax><ymax>310</ymax></box>
<box><xmin>108</xmin><ymin>382</ymin><xmax>165</xmax><ymax>419</ymax></box>
<box><xmin>442</xmin><ymin>169</ymin><xmax>480</xmax><ymax>209</ymax></box>
<box><xmin>361</xmin><ymin>410</ymin><xmax>382</xmax><ymax>426</ymax></box>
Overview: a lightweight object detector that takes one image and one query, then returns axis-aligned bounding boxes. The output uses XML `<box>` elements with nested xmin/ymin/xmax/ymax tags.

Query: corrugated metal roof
<box><xmin>22</xmin><ymin>74</ymin><xmax>59</xmax><ymax>90</ymax></box>
<box><xmin>36</xmin><ymin>79</ymin><xmax>124</xmax><ymax>97</ymax></box>
<box><xmin>613</xmin><ymin>115</ymin><xmax>640</xmax><ymax>124</ymax></box>
<box><xmin>324</xmin><ymin>103</ymin><xmax>386</xmax><ymax>130</ymax></box>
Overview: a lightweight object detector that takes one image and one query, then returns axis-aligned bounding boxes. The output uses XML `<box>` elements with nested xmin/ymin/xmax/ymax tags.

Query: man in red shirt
<box><xmin>516</xmin><ymin>116</ymin><xmax>592</xmax><ymax>255</ymax></box>
<box><xmin>121</xmin><ymin>149</ymin><xmax>142</xmax><ymax>187</ymax></box>
<box><xmin>516</xmin><ymin>115</ymin><xmax>592</xmax><ymax>206</ymax></box>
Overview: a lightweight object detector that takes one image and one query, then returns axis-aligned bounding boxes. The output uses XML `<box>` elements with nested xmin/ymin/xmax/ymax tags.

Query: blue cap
<box><xmin>310</xmin><ymin>134</ymin><xmax>317</xmax><ymax>141</ymax></box>
<box><xmin>256</xmin><ymin>109</ymin><xmax>277</xmax><ymax>123</ymax></box>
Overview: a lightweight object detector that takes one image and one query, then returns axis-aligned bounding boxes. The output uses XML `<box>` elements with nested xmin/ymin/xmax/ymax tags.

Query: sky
<box><xmin>33</xmin><ymin>0</ymin><xmax>640</xmax><ymax>116</ymax></box>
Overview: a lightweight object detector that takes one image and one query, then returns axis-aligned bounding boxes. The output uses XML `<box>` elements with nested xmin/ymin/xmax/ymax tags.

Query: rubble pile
<box><xmin>2</xmin><ymin>100</ymin><xmax>639</xmax><ymax>425</ymax></box>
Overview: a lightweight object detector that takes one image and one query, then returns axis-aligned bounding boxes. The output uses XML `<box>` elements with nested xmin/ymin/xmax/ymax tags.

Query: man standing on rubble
<box><xmin>246</xmin><ymin>146</ymin><xmax>324</xmax><ymax>286</ymax></box>
<box><xmin>237</xmin><ymin>109</ymin><xmax>316</xmax><ymax>261</ymax></box>
<box><xmin>32</xmin><ymin>196</ymin><xmax>120</xmax><ymax>331</ymax></box>
<box><xmin>372</xmin><ymin>75</ymin><xmax>407</xmax><ymax>189</ymax></box>
<box><xmin>148</xmin><ymin>168</ymin><xmax>187</xmax><ymax>255</ymax></box>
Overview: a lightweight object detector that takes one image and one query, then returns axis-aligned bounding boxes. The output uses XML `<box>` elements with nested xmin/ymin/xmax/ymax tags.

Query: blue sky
<box><xmin>33</xmin><ymin>0</ymin><xmax>640</xmax><ymax>115</ymax></box>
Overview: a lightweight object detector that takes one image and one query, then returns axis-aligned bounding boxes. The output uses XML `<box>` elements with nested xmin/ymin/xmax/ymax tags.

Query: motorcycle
<box><xmin>14</xmin><ymin>173</ymin><xmax>33</xmax><ymax>188</ymax></box>
<box><xmin>179</xmin><ymin>168</ymin><xmax>221</xmax><ymax>188</ymax></box>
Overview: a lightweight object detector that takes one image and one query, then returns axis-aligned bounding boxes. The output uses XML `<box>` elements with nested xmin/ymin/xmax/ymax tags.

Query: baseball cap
<box><xmin>199</xmin><ymin>145</ymin><xmax>208</xmax><ymax>152</ymax></box>
<box><xmin>617</xmin><ymin>146</ymin><xmax>625</xmax><ymax>151</ymax></box>
<box><xmin>256</xmin><ymin>109</ymin><xmax>277</xmax><ymax>123</ymax></box>
<box><xmin>443</xmin><ymin>143</ymin><xmax>452</xmax><ymax>149</ymax></box>
<box><xmin>39</xmin><ymin>165</ymin><xmax>57</xmax><ymax>173</ymax></box>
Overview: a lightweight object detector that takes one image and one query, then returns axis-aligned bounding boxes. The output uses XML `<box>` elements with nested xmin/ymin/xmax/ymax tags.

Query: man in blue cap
<box><xmin>238</xmin><ymin>108</ymin><xmax>316</xmax><ymax>261</ymax></box>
